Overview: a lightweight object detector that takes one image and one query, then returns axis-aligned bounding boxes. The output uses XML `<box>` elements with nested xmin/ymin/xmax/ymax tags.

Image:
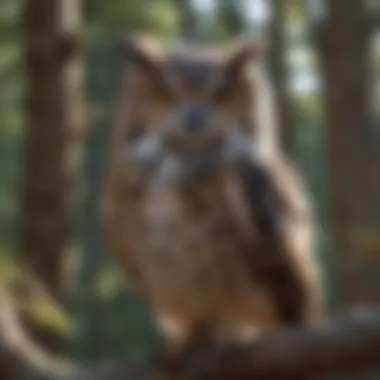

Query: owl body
<box><xmin>101</xmin><ymin>38</ymin><xmax>324</xmax><ymax>354</ymax></box>
<box><xmin>141</xmin><ymin>156</ymin><xmax>283</xmax><ymax>345</ymax></box>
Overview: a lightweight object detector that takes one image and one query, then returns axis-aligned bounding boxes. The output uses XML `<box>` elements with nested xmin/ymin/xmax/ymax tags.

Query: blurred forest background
<box><xmin>0</xmin><ymin>0</ymin><xmax>380</xmax><ymax>375</ymax></box>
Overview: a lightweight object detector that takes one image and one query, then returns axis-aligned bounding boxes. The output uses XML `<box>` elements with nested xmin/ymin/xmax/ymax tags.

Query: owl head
<box><xmin>115</xmin><ymin>37</ymin><xmax>267</xmax><ymax>167</ymax></box>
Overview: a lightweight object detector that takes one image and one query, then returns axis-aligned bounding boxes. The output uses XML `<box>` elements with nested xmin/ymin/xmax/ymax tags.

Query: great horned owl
<box><xmin>101</xmin><ymin>37</ymin><xmax>324</xmax><ymax>357</ymax></box>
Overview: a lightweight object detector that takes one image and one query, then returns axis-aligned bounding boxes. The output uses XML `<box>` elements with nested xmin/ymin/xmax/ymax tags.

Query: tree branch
<box><xmin>2</xmin><ymin>286</ymin><xmax>380</xmax><ymax>380</ymax></box>
<box><xmin>0</xmin><ymin>288</ymin><xmax>76</xmax><ymax>380</ymax></box>
<box><xmin>183</xmin><ymin>309</ymin><xmax>380</xmax><ymax>379</ymax></box>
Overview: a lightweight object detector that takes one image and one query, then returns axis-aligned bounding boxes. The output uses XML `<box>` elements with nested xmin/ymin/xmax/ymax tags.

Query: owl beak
<box><xmin>182</xmin><ymin>103</ymin><xmax>208</xmax><ymax>135</ymax></box>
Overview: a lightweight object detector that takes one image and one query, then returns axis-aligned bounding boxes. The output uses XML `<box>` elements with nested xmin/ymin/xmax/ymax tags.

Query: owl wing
<box><xmin>237</xmin><ymin>157</ymin><xmax>323</xmax><ymax>326</ymax></box>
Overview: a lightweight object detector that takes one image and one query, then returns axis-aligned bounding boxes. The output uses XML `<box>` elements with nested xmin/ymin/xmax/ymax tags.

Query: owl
<box><xmin>101</xmin><ymin>37</ymin><xmax>324</xmax><ymax>359</ymax></box>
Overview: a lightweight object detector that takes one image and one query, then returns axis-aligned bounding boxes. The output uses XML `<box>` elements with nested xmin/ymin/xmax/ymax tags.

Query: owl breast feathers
<box><xmin>101</xmin><ymin>37</ymin><xmax>324</xmax><ymax>352</ymax></box>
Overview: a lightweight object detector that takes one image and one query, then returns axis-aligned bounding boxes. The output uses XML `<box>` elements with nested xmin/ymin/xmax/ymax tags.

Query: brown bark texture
<box><xmin>20</xmin><ymin>0</ymin><xmax>84</xmax><ymax>302</ymax></box>
<box><xmin>317</xmin><ymin>0</ymin><xmax>380</xmax><ymax>308</ymax></box>
<box><xmin>2</xmin><ymin>285</ymin><xmax>380</xmax><ymax>380</ymax></box>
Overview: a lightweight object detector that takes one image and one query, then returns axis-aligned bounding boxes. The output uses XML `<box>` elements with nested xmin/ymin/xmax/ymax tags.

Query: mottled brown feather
<box><xmin>101</xmin><ymin>37</ymin><xmax>324</xmax><ymax>358</ymax></box>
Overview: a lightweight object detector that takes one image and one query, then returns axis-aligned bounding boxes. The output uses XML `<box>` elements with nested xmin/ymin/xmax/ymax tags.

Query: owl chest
<box><xmin>139</xmin><ymin>185</ymin><xmax>238</xmax><ymax>285</ymax></box>
<box><xmin>143</xmin><ymin>190</ymin><xmax>211</xmax><ymax>259</ymax></box>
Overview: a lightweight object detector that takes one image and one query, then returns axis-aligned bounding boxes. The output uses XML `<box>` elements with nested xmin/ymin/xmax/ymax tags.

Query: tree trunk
<box><xmin>268</xmin><ymin>0</ymin><xmax>295</xmax><ymax>157</ymax></box>
<box><xmin>317</xmin><ymin>1</ymin><xmax>380</xmax><ymax>309</ymax></box>
<box><xmin>21</xmin><ymin>0</ymin><xmax>84</xmax><ymax>301</ymax></box>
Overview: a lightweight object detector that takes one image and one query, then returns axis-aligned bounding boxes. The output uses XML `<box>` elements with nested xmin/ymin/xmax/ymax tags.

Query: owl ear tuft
<box><xmin>207</xmin><ymin>38</ymin><xmax>266</xmax><ymax>103</ymax></box>
<box><xmin>118</xmin><ymin>35</ymin><xmax>177</xmax><ymax>98</ymax></box>
<box><xmin>119</xmin><ymin>36</ymin><xmax>163</xmax><ymax>77</ymax></box>
<box><xmin>223</xmin><ymin>38</ymin><xmax>267</xmax><ymax>77</ymax></box>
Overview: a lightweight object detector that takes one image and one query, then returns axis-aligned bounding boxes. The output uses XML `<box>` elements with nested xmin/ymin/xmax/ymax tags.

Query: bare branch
<box><xmin>2</xmin><ymin>293</ymin><xmax>380</xmax><ymax>380</ymax></box>
<box><xmin>0</xmin><ymin>288</ymin><xmax>77</xmax><ymax>380</ymax></box>
<box><xmin>183</xmin><ymin>310</ymin><xmax>380</xmax><ymax>379</ymax></box>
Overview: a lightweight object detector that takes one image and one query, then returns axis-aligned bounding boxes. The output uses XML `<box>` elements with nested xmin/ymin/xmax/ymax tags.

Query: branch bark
<box><xmin>315</xmin><ymin>0</ymin><xmax>380</xmax><ymax>309</ymax></box>
<box><xmin>2</xmin><ymin>288</ymin><xmax>380</xmax><ymax>380</ymax></box>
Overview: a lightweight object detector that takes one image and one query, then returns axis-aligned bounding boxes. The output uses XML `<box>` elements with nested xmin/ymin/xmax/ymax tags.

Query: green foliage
<box><xmin>287</xmin><ymin>0</ymin><xmax>306</xmax><ymax>25</ymax></box>
<box><xmin>0</xmin><ymin>0</ymin><xmax>23</xmax><ymax>252</ymax></box>
<box><xmin>217</xmin><ymin>0</ymin><xmax>245</xmax><ymax>37</ymax></box>
<box><xmin>85</xmin><ymin>0</ymin><xmax>177</xmax><ymax>41</ymax></box>
<box><xmin>0</xmin><ymin>0</ymin><xmax>21</xmax><ymax>42</ymax></box>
